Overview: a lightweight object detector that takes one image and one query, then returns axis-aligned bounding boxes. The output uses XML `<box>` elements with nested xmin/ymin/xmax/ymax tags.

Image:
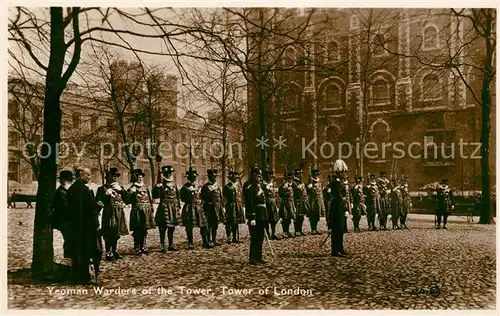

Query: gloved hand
<box><xmin>105</xmin><ymin>188</ymin><xmax>114</xmax><ymax>196</ymax></box>
<box><xmin>156</xmin><ymin>183</ymin><xmax>163</xmax><ymax>188</ymax></box>
<box><xmin>250</xmin><ymin>220</ymin><xmax>256</xmax><ymax>226</ymax></box>
<box><xmin>130</xmin><ymin>186</ymin><xmax>137</xmax><ymax>193</ymax></box>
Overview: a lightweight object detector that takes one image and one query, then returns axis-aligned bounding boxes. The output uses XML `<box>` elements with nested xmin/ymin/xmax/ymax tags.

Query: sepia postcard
<box><xmin>3</xmin><ymin>4</ymin><xmax>497</xmax><ymax>313</ymax></box>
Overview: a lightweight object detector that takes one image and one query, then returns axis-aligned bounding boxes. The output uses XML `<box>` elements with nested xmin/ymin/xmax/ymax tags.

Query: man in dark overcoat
<box><xmin>67</xmin><ymin>167</ymin><xmax>102</xmax><ymax>285</ymax></box>
<box><xmin>328</xmin><ymin>159</ymin><xmax>349</xmax><ymax>257</ymax></box>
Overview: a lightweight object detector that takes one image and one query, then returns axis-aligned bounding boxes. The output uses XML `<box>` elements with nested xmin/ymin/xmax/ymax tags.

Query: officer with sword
<box><xmin>243</xmin><ymin>165</ymin><xmax>270</xmax><ymax>265</ymax></box>
<box><xmin>323</xmin><ymin>159</ymin><xmax>351</xmax><ymax>257</ymax></box>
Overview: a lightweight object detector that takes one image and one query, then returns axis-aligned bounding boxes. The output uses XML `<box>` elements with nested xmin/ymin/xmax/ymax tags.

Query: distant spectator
<box><xmin>52</xmin><ymin>170</ymin><xmax>75</xmax><ymax>258</ymax></box>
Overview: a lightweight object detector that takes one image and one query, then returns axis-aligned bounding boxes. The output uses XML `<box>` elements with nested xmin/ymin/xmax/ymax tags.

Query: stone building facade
<box><xmin>246</xmin><ymin>8</ymin><xmax>495</xmax><ymax>190</ymax></box>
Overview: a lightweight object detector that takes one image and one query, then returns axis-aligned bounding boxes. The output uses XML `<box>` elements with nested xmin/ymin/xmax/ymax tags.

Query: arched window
<box><xmin>281</xmin><ymin>88</ymin><xmax>299</xmax><ymax>112</ymax></box>
<box><xmin>370</xmin><ymin>122</ymin><xmax>390</xmax><ymax>143</ymax></box>
<box><xmin>324</xmin><ymin>41</ymin><xmax>339</xmax><ymax>63</ymax></box>
<box><xmin>422</xmin><ymin>74</ymin><xmax>442</xmax><ymax>101</ymax></box>
<box><xmin>323</xmin><ymin>83</ymin><xmax>342</xmax><ymax>109</ymax></box>
<box><xmin>423</xmin><ymin>25</ymin><xmax>439</xmax><ymax>49</ymax></box>
<box><xmin>371</xmin><ymin>79</ymin><xmax>390</xmax><ymax>105</ymax></box>
<box><xmin>284</xmin><ymin>47</ymin><xmax>295</xmax><ymax>68</ymax></box>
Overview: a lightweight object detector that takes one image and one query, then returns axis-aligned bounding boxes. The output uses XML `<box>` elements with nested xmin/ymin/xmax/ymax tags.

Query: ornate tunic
<box><xmin>128</xmin><ymin>184</ymin><xmax>156</xmax><ymax>232</ymax></box>
<box><xmin>153</xmin><ymin>180</ymin><xmax>181</xmax><ymax>227</ymax></box>
<box><xmin>223</xmin><ymin>182</ymin><xmax>246</xmax><ymax>225</ymax></box>
<box><xmin>279</xmin><ymin>182</ymin><xmax>296</xmax><ymax>221</ymax></box>
<box><xmin>96</xmin><ymin>183</ymin><xmax>130</xmax><ymax>237</ymax></box>
<box><xmin>379</xmin><ymin>181</ymin><xmax>392</xmax><ymax>215</ymax></box>
<box><xmin>264</xmin><ymin>180</ymin><xmax>280</xmax><ymax>223</ymax></box>
<box><xmin>201</xmin><ymin>182</ymin><xmax>226</xmax><ymax>224</ymax></box>
<box><xmin>401</xmin><ymin>184</ymin><xmax>411</xmax><ymax>216</ymax></box>
<box><xmin>363</xmin><ymin>183</ymin><xmax>381</xmax><ymax>215</ymax></box>
<box><xmin>351</xmin><ymin>184</ymin><xmax>364</xmax><ymax>216</ymax></box>
<box><xmin>292</xmin><ymin>179</ymin><xmax>312</xmax><ymax>217</ymax></box>
<box><xmin>436</xmin><ymin>187</ymin><xmax>454</xmax><ymax>214</ymax></box>
<box><xmin>390</xmin><ymin>185</ymin><xmax>404</xmax><ymax>219</ymax></box>
<box><xmin>308</xmin><ymin>179</ymin><xmax>326</xmax><ymax>218</ymax></box>
<box><xmin>180</xmin><ymin>181</ymin><xmax>208</xmax><ymax>228</ymax></box>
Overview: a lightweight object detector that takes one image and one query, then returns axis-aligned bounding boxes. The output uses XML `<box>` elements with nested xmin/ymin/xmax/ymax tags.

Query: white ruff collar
<box><xmin>134</xmin><ymin>182</ymin><xmax>143</xmax><ymax>188</ymax></box>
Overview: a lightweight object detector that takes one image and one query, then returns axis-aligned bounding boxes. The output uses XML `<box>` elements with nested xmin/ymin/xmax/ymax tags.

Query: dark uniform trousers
<box><xmin>331</xmin><ymin>230</ymin><xmax>345</xmax><ymax>255</ymax></box>
<box><xmin>249</xmin><ymin>218</ymin><xmax>266</xmax><ymax>262</ymax></box>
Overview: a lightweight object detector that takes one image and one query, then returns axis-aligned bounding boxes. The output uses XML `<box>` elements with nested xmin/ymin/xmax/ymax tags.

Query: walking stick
<box><xmin>319</xmin><ymin>230</ymin><xmax>331</xmax><ymax>248</ymax></box>
<box><xmin>263</xmin><ymin>227</ymin><xmax>276</xmax><ymax>260</ymax></box>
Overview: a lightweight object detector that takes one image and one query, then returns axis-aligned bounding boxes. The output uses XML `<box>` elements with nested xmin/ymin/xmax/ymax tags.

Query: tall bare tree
<box><xmin>8</xmin><ymin>7</ymin><xmax>191</xmax><ymax>279</ymax></box>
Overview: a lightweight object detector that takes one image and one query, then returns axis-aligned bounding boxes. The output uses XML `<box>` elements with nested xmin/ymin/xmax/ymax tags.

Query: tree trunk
<box><xmin>479</xmin><ymin>9</ymin><xmax>494</xmax><ymax>225</ymax></box>
<box><xmin>31</xmin><ymin>9</ymin><xmax>66</xmax><ymax>279</ymax></box>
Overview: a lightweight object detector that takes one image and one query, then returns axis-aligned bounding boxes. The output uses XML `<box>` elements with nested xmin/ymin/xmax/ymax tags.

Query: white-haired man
<box><xmin>327</xmin><ymin>159</ymin><xmax>350</xmax><ymax>257</ymax></box>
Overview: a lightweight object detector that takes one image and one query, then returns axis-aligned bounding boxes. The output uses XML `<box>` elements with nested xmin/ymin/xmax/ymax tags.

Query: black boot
<box><xmin>167</xmin><ymin>227</ymin><xmax>178</xmax><ymax>251</ymax></box>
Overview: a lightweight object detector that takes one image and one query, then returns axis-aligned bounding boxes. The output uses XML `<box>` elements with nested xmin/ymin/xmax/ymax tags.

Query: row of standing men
<box><xmin>52</xmin><ymin>160</ymin><xmax>418</xmax><ymax>283</ymax></box>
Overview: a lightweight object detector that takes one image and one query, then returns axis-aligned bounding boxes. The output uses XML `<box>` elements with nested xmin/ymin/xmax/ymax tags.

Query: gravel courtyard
<box><xmin>7</xmin><ymin>207</ymin><xmax>496</xmax><ymax>309</ymax></box>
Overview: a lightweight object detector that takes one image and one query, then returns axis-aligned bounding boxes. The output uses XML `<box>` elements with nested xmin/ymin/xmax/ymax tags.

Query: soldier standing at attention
<box><xmin>292</xmin><ymin>169</ymin><xmax>311</xmax><ymax>236</ymax></box>
<box><xmin>307</xmin><ymin>169</ymin><xmax>325</xmax><ymax>235</ymax></box>
<box><xmin>390</xmin><ymin>177</ymin><xmax>403</xmax><ymax>230</ymax></box>
<box><xmin>351</xmin><ymin>176</ymin><xmax>364</xmax><ymax>232</ymax></box>
<box><xmin>96</xmin><ymin>167</ymin><xmax>129</xmax><ymax>261</ymax></box>
<box><xmin>180</xmin><ymin>167</ymin><xmax>211</xmax><ymax>249</ymax></box>
<box><xmin>279</xmin><ymin>171</ymin><xmax>296</xmax><ymax>238</ymax></box>
<box><xmin>364</xmin><ymin>174</ymin><xmax>381</xmax><ymax>231</ymax></box>
<box><xmin>263</xmin><ymin>170</ymin><xmax>281</xmax><ymax>240</ymax></box>
<box><xmin>128</xmin><ymin>169</ymin><xmax>156</xmax><ymax>255</ymax></box>
<box><xmin>243</xmin><ymin>166</ymin><xmax>268</xmax><ymax>265</ymax></box>
<box><xmin>377</xmin><ymin>171</ymin><xmax>391</xmax><ymax>230</ymax></box>
<box><xmin>52</xmin><ymin>170</ymin><xmax>75</xmax><ymax>260</ymax></box>
<box><xmin>328</xmin><ymin>159</ymin><xmax>350</xmax><ymax>257</ymax></box>
<box><xmin>223</xmin><ymin>171</ymin><xmax>245</xmax><ymax>244</ymax></box>
<box><xmin>436</xmin><ymin>179</ymin><xmax>454</xmax><ymax>229</ymax></box>
<box><xmin>400</xmin><ymin>176</ymin><xmax>411</xmax><ymax>229</ymax></box>
<box><xmin>201</xmin><ymin>169</ymin><xmax>225</xmax><ymax>247</ymax></box>
<box><xmin>153</xmin><ymin>166</ymin><xmax>181</xmax><ymax>253</ymax></box>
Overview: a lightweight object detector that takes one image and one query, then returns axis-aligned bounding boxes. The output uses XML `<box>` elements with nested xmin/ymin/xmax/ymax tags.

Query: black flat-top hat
<box><xmin>369</xmin><ymin>173</ymin><xmax>377</xmax><ymax>179</ymax></box>
<box><xmin>228</xmin><ymin>171</ymin><xmax>239</xmax><ymax>178</ymax></box>
<box><xmin>132</xmin><ymin>169</ymin><xmax>145</xmax><ymax>177</ymax></box>
<box><xmin>107</xmin><ymin>167</ymin><xmax>120</xmax><ymax>177</ymax></box>
<box><xmin>58</xmin><ymin>170</ymin><xmax>74</xmax><ymax>181</ymax></box>
<box><xmin>207</xmin><ymin>168</ymin><xmax>218</xmax><ymax>176</ymax></box>
<box><xmin>311</xmin><ymin>169</ymin><xmax>320</xmax><ymax>176</ymax></box>
<box><xmin>186</xmin><ymin>167</ymin><xmax>198</xmax><ymax>177</ymax></box>
<box><xmin>379</xmin><ymin>171</ymin><xmax>387</xmax><ymax>177</ymax></box>
<box><xmin>251</xmin><ymin>166</ymin><xmax>262</xmax><ymax>176</ymax></box>
<box><xmin>162</xmin><ymin>165</ymin><xmax>175</xmax><ymax>174</ymax></box>
<box><xmin>440</xmin><ymin>179</ymin><xmax>449</xmax><ymax>185</ymax></box>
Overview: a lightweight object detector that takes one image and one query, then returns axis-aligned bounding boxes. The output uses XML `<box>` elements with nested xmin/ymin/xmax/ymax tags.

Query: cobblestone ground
<box><xmin>7</xmin><ymin>207</ymin><xmax>496</xmax><ymax>309</ymax></box>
